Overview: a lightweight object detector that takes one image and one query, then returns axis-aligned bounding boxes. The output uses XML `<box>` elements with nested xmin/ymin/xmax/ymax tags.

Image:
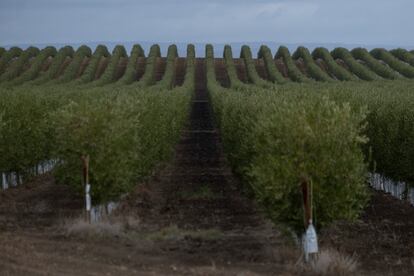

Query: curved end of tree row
<box><xmin>93</xmin><ymin>45</ymin><xmax>128</xmax><ymax>86</ymax></box>
<box><xmin>371</xmin><ymin>48</ymin><xmax>414</xmax><ymax>78</ymax></box>
<box><xmin>53</xmin><ymin>45</ymin><xmax>92</xmax><ymax>84</ymax></box>
<box><xmin>390</xmin><ymin>48</ymin><xmax>414</xmax><ymax>67</ymax></box>
<box><xmin>6</xmin><ymin>46</ymin><xmax>58</xmax><ymax>86</ymax></box>
<box><xmin>152</xmin><ymin>44</ymin><xmax>179</xmax><ymax>90</ymax></box>
<box><xmin>275</xmin><ymin>46</ymin><xmax>309</xmax><ymax>83</ymax></box>
<box><xmin>180</xmin><ymin>44</ymin><xmax>196</xmax><ymax>90</ymax></box>
<box><xmin>351</xmin><ymin>48</ymin><xmax>400</xmax><ymax>80</ymax></box>
<box><xmin>312</xmin><ymin>47</ymin><xmax>357</xmax><ymax>81</ymax></box>
<box><xmin>117</xmin><ymin>44</ymin><xmax>145</xmax><ymax>85</ymax></box>
<box><xmin>0</xmin><ymin>46</ymin><xmax>40</xmax><ymax>83</ymax></box>
<box><xmin>240</xmin><ymin>45</ymin><xmax>273</xmax><ymax>87</ymax></box>
<box><xmin>30</xmin><ymin>45</ymin><xmax>75</xmax><ymax>85</ymax></box>
<box><xmin>257</xmin><ymin>45</ymin><xmax>286</xmax><ymax>84</ymax></box>
<box><xmin>293</xmin><ymin>46</ymin><xmax>333</xmax><ymax>82</ymax></box>
<box><xmin>205</xmin><ymin>44</ymin><xmax>224</xmax><ymax>92</ymax></box>
<box><xmin>223</xmin><ymin>44</ymin><xmax>248</xmax><ymax>89</ymax></box>
<box><xmin>0</xmin><ymin>46</ymin><xmax>24</xmax><ymax>76</ymax></box>
<box><xmin>135</xmin><ymin>44</ymin><xmax>161</xmax><ymax>87</ymax></box>
<box><xmin>331</xmin><ymin>47</ymin><xmax>379</xmax><ymax>81</ymax></box>
<box><xmin>76</xmin><ymin>44</ymin><xmax>110</xmax><ymax>84</ymax></box>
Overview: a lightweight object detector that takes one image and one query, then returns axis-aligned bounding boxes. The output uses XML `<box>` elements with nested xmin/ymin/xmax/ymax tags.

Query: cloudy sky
<box><xmin>0</xmin><ymin>0</ymin><xmax>413</xmax><ymax>47</ymax></box>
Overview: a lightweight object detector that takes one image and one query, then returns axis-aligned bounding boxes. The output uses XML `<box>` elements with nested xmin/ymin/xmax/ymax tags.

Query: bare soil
<box><xmin>274</xmin><ymin>58</ymin><xmax>289</xmax><ymax>78</ymax></box>
<box><xmin>321</xmin><ymin>190</ymin><xmax>414</xmax><ymax>275</ymax></box>
<box><xmin>233</xmin><ymin>58</ymin><xmax>249</xmax><ymax>83</ymax></box>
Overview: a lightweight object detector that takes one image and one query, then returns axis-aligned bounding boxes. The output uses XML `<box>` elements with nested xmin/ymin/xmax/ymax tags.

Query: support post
<box><xmin>82</xmin><ymin>155</ymin><xmax>91</xmax><ymax>223</ymax></box>
<box><xmin>301</xmin><ymin>177</ymin><xmax>318</xmax><ymax>262</ymax></box>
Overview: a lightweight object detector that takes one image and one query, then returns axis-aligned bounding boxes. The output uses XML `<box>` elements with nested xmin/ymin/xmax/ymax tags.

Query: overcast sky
<box><xmin>0</xmin><ymin>0</ymin><xmax>413</xmax><ymax>47</ymax></box>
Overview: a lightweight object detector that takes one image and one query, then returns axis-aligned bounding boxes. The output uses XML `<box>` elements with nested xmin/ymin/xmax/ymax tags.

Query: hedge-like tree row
<box><xmin>31</xmin><ymin>46</ymin><xmax>74</xmax><ymax>85</ymax></box>
<box><xmin>208</xmin><ymin>46</ymin><xmax>368</xmax><ymax>232</ymax></box>
<box><xmin>275</xmin><ymin>46</ymin><xmax>309</xmax><ymax>82</ymax></box>
<box><xmin>257</xmin><ymin>45</ymin><xmax>286</xmax><ymax>84</ymax></box>
<box><xmin>55</xmin><ymin>45</ymin><xmax>92</xmax><ymax>83</ymax></box>
<box><xmin>331</xmin><ymin>47</ymin><xmax>379</xmax><ymax>81</ymax></box>
<box><xmin>7</xmin><ymin>46</ymin><xmax>57</xmax><ymax>86</ymax></box>
<box><xmin>136</xmin><ymin>44</ymin><xmax>161</xmax><ymax>87</ymax></box>
<box><xmin>371</xmin><ymin>48</ymin><xmax>414</xmax><ymax>78</ymax></box>
<box><xmin>118</xmin><ymin>44</ymin><xmax>145</xmax><ymax>85</ymax></box>
<box><xmin>0</xmin><ymin>47</ymin><xmax>40</xmax><ymax>82</ymax></box>
<box><xmin>240</xmin><ymin>45</ymin><xmax>273</xmax><ymax>87</ymax></box>
<box><xmin>316</xmin><ymin>80</ymin><xmax>414</xmax><ymax>185</ymax></box>
<box><xmin>0</xmin><ymin>47</ymin><xmax>23</xmax><ymax>76</ymax></box>
<box><xmin>51</xmin><ymin>48</ymin><xmax>193</xmax><ymax>202</ymax></box>
<box><xmin>312</xmin><ymin>47</ymin><xmax>356</xmax><ymax>81</ymax></box>
<box><xmin>75</xmin><ymin>45</ymin><xmax>110</xmax><ymax>84</ymax></box>
<box><xmin>94</xmin><ymin>45</ymin><xmax>127</xmax><ymax>86</ymax></box>
<box><xmin>292</xmin><ymin>46</ymin><xmax>332</xmax><ymax>82</ymax></box>
<box><xmin>351</xmin><ymin>48</ymin><xmax>400</xmax><ymax>80</ymax></box>
<box><xmin>153</xmin><ymin>44</ymin><xmax>178</xmax><ymax>89</ymax></box>
<box><xmin>223</xmin><ymin>45</ymin><xmax>248</xmax><ymax>89</ymax></box>
<box><xmin>390</xmin><ymin>48</ymin><xmax>414</xmax><ymax>67</ymax></box>
<box><xmin>0</xmin><ymin>44</ymin><xmax>194</xmax><ymax>202</ymax></box>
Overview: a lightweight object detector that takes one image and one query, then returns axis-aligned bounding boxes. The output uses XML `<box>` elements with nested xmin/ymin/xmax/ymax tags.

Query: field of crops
<box><xmin>1</xmin><ymin>43</ymin><xmax>414</xmax><ymax>274</ymax></box>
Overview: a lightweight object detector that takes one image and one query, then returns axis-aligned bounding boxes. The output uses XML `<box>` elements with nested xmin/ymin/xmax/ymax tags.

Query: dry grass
<box><xmin>296</xmin><ymin>248</ymin><xmax>359</xmax><ymax>275</ymax></box>
<box><xmin>62</xmin><ymin>215</ymin><xmax>141</xmax><ymax>239</ymax></box>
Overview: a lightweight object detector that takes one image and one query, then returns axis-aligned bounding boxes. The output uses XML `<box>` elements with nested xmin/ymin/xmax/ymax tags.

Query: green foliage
<box><xmin>240</xmin><ymin>45</ymin><xmax>273</xmax><ymax>87</ymax></box>
<box><xmin>0</xmin><ymin>47</ymin><xmax>5</xmax><ymax>58</ymax></box>
<box><xmin>205</xmin><ymin>44</ymin><xmax>223</xmax><ymax>92</ymax></box>
<box><xmin>118</xmin><ymin>44</ymin><xmax>144</xmax><ymax>85</ymax></box>
<box><xmin>390</xmin><ymin>48</ymin><xmax>414</xmax><ymax>67</ymax></box>
<box><xmin>137</xmin><ymin>44</ymin><xmax>161</xmax><ymax>87</ymax></box>
<box><xmin>31</xmin><ymin>46</ymin><xmax>74</xmax><ymax>85</ymax></box>
<box><xmin>351</xmin><ymin>48</ymin><xmax>400</xmax><ymax>80</ymax></box>
<box><xmin>51</xmin><ymin>52</ymin><xmax>192</xmax><ymax>202</ymax></box>
<box><xmin>371</xmin><ymin>48</ymin><xmax>414</xmax><ymax>78</ymax></box>
<box><xmin>92</xmin><ymin>45</ymin><xmax>127</xmax><ymax>86</ymax></box>
<box><xmin>0</xmin><ymin>47</ymin><xmax>23</xmax><ymax>76</ymax></box>
<box><xmin>0</xmin><ymin>47</ymin><xmax>39</xmax><ymax>82</ymax></box>
<box><xmin>208</xmin><ymin>76</ymin><xmax>368</xmax><ymax>232</ymax></box>
<box><xmin>0</xmin><ymin>85</ymin><xmax>84</xmax><ymax>173</ymax></box>
<box><xmin>0</xmin><ymin>51</ymin><xmax>193</xmax><ymax>203</ymax></box>
<box><xmin>55</xmin><ymin>45</ymin><xmax>92</xmax><ymax>83</ymax></box>
<box><xmin>257</xmin><ymin>45</ymin><xmax>286</xmax><ymax>84</ymax></box>
<box><xmin>292</xmin><ymin>46</ymin><xmax>332</xmax><ymax>82</ymax></box>
<box><xmin>7</xmin><ymin>46</ymin><xmax>57</xmax><ymax>86</ymax></box>
<box><xmin>76</xmin><ymin>45</ymin><xmax>110</xmax><ymax>84</ymax></box>
<box><xmin>275</xmin><ymin>46</ymin><xmax>309</xmax><ymax>82</ymax></box>
<box><xmin>331</xmin><ymin>47</ymin><xmax>379</xmax><ymax>81</ymax></box>
<box><xmin>312</xmin><ymin>47</ymin><xmax>357</xmax><ymax>81</ymax></box>
<box><xmin>152</xmin><ymin>44</ymin><xmax>178</xmax><ymax>89</ymax></box>
<box><xmin>318</xmin><ymin>80</ymin><xmax>414</xmax><ymax>184</ymax></box>
<box><xmin>223</xmin><ymin>45</ymin><xmax>248</xmax><ymax>89</ymax></box>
